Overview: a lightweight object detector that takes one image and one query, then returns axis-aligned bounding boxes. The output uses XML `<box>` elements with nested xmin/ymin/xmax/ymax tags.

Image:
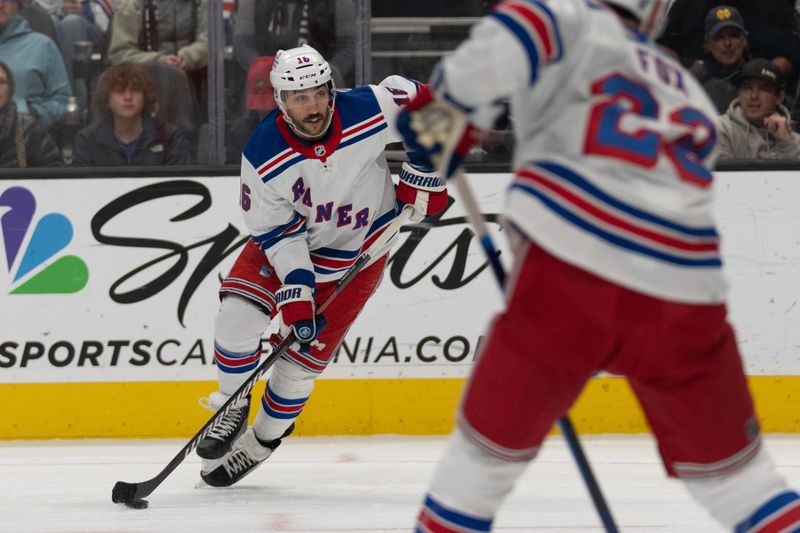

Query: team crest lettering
<box><xmin>292</xmin><ymin>177</ymin><xmax>370</xmax><ymax>229</ymax></box>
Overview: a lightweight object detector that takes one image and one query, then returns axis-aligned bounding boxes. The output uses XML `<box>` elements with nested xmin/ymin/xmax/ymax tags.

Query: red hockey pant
<box><xmin>461</xmin><ymin>240</ymin><xmax>758</xmax><ymax>477</ymax></box>
<box><xmin>221</xmin><ymin>239</ymin><xmax>387</xmax><ymax>370</ymax></box>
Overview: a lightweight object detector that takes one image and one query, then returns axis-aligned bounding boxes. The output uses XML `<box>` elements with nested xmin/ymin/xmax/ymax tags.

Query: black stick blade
<box><xmin>112</xmin><ymin>481</ymin><xmax>139</xmax><ymax>504</ymax></box>
<box><xmin>124</xmin><ymin>499</ymin><xmax>149</xmax><ymax>510</ymax></box>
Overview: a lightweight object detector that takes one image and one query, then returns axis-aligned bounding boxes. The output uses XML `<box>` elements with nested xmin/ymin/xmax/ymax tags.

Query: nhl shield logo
<box><xmin>314</xmin><ymin>145</ymin><xmax>326</xmax><ymax>157</ymax></box>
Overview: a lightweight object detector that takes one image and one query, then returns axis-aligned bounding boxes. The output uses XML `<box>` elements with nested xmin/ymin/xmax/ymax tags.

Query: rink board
<box><xmin>2</xmin><ymin>376</ymin><xmax>800</xmax><ymax>439</ymax></box>
<box><xmin>2</xmin><ymin>172</ymin><xmax>800</xmax><ymax>439</ymax></box>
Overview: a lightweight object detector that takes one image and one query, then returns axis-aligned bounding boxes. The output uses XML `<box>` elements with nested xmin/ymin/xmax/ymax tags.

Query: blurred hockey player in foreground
<box><xmin>197</xmin><ymin>44</ymin><xmax>447</xmax><ymax>487</ymax></box>
<box><xmin>396</xmin><ymin>1</ymin><xmax>800</xmax><ymax>531</ymax></box>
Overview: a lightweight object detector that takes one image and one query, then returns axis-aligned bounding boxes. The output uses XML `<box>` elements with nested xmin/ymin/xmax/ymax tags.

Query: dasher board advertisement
<box><xmin>0</xmin><ymin>172</ymin><xmax>798</xmax><ymax>384</ymax></box>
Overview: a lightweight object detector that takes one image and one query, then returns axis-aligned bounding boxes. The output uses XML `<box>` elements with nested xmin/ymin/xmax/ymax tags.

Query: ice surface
<box><xmin>1</xmin><ymin>435</ymin><xmax>798</xmax><ymax>532</ymax></box>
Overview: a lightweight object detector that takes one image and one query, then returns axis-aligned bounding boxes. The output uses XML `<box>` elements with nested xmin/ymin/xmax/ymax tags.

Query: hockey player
<box><xmin>197</xmin><ymin>44</ymin><xmax>447</xmax><ymax>487</ymax></box>
<box><xmin>397</xmin><ymin>1</ymin><xmax>800</xmax><ymax>532</ymax></box>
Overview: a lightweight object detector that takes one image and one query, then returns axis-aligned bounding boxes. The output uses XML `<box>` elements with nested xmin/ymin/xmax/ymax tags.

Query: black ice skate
<box><xmin>200</xmin><ymin>423</ymin><xmax>295</xmax><ymax>488</ymax></box>
<box><xmin>196</xmin><ymin>392</ymin><xmax>251</xmax><ymax>460</ymax></box>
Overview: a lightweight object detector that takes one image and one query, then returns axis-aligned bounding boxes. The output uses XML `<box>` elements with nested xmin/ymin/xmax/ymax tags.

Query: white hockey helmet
<box><xmin>605</xmin><ymin>0</ymin><xmax>667</xmax><ymax>37</ymax></box>
<box><xmin>270</xmin><ymin>45</ymin><xmax>337</xmax><ymax>138</ymax></box>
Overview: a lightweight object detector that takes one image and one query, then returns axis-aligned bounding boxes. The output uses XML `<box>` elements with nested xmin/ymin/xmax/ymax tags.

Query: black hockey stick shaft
<box><xmin>112</xmin><ymin>206</ymin><xmax>414</xmax><ymax>505</ymax></box>
<box><xmin>450</xmin><ymin>170</ymin><xmax>619</xmax><ymax>533</ymax></box>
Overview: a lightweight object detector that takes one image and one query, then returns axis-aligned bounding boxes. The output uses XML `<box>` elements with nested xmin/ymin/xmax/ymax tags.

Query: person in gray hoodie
<box><xmin>717</xmin><ymin>58</ymin><xmax>800</xmax><ymax>159</ymax></box>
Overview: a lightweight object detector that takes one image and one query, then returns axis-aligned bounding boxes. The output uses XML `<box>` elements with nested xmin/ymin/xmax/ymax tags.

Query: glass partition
<box><xmin>2</xmin><ymin>0</ymin><xmax>799</xmax><ymax>171</ymax></box>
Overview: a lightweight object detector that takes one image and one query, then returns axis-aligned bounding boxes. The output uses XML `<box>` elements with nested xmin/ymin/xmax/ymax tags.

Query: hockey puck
<box><xmin>123</xmin><ymin>499</ymin><xmax>149</xmax><ymax>510</ymax></box>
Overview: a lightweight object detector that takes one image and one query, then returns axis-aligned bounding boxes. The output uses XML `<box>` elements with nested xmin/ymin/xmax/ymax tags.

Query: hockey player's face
<box><xmin>108</xmin><ymin>85</ymin><xmax>145</xmax><ymax>120</ymax></box>
<box><xmin>284</xmin><ymin>85</ymin><xmax>332</xmax><ymax>138</ymax></box>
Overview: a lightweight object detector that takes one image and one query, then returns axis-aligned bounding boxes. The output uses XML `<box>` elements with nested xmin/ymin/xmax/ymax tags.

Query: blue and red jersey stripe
<box><xmin>491</xmin><ymin>0</ymin><xmax>564</xmax><ymax>85</ymax></box>
<box><xmin>252</xmin><ymin>213</ymin><xmax>307</xmax><ymax>252</ymax></box>
<box><xmin>511</xmin><ymin>161</ymin><xmax>721</xmax><ymax>267</ymax></box>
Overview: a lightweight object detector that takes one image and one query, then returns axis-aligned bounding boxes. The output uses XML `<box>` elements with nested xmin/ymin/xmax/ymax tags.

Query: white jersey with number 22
<box><xmin>436</xmin><ymin>0</ymin><xmax>725</xmax><ymax>304</ymax></box>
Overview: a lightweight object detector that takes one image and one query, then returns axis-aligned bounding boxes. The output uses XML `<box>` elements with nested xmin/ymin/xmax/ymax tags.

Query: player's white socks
<box><xmin>253</xmin><ymin>357</ymin><xmax>315</xmax><ymax>442</ymax></box>
<box><xmin>213</xmin><ymin>296</ymin><xmax>269</xmax><ymax>394</ymax></box>
<box><xmin>682</xmin><ymin>445</ymin><xmax>799</xmax><ymax>531</ymax></box>
<box><xmin>419</xmin><ymin>427</ymin><xmax>529</xmax><ymax>531</ymax></box>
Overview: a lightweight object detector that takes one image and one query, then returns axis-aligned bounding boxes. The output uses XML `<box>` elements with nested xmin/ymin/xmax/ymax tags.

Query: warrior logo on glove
<box><xmin>275</xmin><ymin>270</ymin><xmax>319</xmax><ymax>345</ymax></box>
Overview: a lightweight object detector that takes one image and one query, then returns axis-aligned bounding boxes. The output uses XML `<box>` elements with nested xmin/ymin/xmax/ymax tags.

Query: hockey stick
<box><xmin>450</xmin><ymin>169</ymin><xmax>620</xmax><ymax>533</ymax></box>
<box><xmin>111</xmin><ymin>205</ymin><xmax>415</xmax><ymax>509</ymax></box>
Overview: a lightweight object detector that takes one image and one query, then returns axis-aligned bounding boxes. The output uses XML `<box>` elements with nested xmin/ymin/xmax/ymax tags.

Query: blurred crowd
<box><xmin>2</xmin><ymin>0</ymin><xmax>800</xmax><ymax>168</ymax></box>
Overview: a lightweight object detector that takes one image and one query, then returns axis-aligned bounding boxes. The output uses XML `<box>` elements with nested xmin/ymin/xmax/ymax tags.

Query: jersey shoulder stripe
<box><xmin>242</xmin><ymin>110</ymin><xmax>310</xmax><ymax>183</ymax></box>
<box><xmin>336</xmin><ymin>86</ymin><xmax>384</xmax><ymax>128</ymax></box>
<box><xmin>244</xmin><ymin>109</ymin><xmax>290</xmax><ymax>167</ymax></box>
<box><xmin>340</xmin><ymin>114</ymin><xmax>387</xmax><ymax>149</ymax></box>
<box><xmin>257</xmin><ymin>148</ymin><xmax>307</xmax><ymax>182</ymax></box>
<box><xmin>337</xmin><ymin>88</ymin><xmax>388</xmax><ymax>148</ymax></box>
<box><xmin>512</xmin><ymin>161</ymin><xmax>721</xmax><ymax>267</ymax></box>
<box><xmin>491</xmin><ymin>0</ymin><xmax>564</xmax><ymax>84</ymax></box>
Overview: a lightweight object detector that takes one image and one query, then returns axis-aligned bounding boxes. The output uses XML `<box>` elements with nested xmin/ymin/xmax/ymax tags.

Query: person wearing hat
<box><xmin>658</xmin><ymin>0</ymin><xmax>799</xmax><ymax>80</ymax></box>
<box><xmin>717</xmin><ymin>58</ymin><xmax>800</xmax><ymax>159</ymax></box>
<box><xmin>691</xmin><ymin>5</ymin><xmax>749</xmax><ymax>113</ymax></box>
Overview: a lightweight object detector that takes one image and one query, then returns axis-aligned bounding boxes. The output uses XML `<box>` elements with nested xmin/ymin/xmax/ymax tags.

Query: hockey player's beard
<box><xmin>296</xmin><ymin>110</ymin><xmax>329</xmax><ymax>140</ymax></box>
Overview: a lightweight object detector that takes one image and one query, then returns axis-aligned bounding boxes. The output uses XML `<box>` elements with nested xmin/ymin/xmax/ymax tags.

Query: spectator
<box><xmin>226</xmin><ymin>54</ymin><xmax>274</xmax><ymax>162</ymax></box>
<box><xmin>41</xmin><ymin>0</ymin><xmax>117</xmax><ymax>107</ymax></box>
<box><xmin>718</xmin><ymin>58</ymin><xmax>800</xmax><ymax>159</ymax></box>
<box><xmin>691</xmin><ymin>6</ymin><xmax>749</xmax><ymax>113</ymax></box>
<box><xmin>0</xmin><ymin>59</ymin><xmax>62</xmax><ymax>167</ymax></box>
<box><xmin>0</xmin><ymin>0</ymin><xmax>72</xmax><ymax>128</ymax></box>
<box><xmin>233</xmin><ymin>0</ymin><xmax>355</xmax><ymax>87</ymax></box>
<box><xmin>659</xmin><ymin>0</ymin><xmax>800</xmax><ymax>80</ymax></box>
<box><xmin>108</xmin><ymin>0</ymin><xmax>208</xmax><ymax>72</ymax></box>
<box><xmin>72</xmin><ymin>62</ymin><xmax>191</xmax><ymax>165</ymax></box>
<box><xmin>18</xmin><ymin>0</ymin><xmax>59</xmax><ymax>43</ymax></box>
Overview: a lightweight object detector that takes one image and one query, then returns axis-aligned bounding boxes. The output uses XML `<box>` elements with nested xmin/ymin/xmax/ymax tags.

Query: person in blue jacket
<box><xmin>0</xmin><ymin>0</ymin><xmax>72</xmax><ymax>128</ymax></box>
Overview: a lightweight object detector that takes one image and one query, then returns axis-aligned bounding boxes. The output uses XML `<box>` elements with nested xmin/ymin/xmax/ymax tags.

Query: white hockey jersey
<box><xmin>435</xmin><ymin>0</ymin><xmax>727</xmax><ymax>304</ymax></box>
<box><xmin>239</xmin><ymin>76</ymin><xmax>422</xmax><ymax>284</ymax></box>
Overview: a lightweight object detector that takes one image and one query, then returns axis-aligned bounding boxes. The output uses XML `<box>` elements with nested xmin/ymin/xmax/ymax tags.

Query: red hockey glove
<box><xmin>275</xmin><ymin>269</ymin><xmax>322</xmax><ymax>351</ymax></box>
<box><xmin>396</xmin><ymin>162</ymin><xmax>448</xmax><ymax>222</ymax></box>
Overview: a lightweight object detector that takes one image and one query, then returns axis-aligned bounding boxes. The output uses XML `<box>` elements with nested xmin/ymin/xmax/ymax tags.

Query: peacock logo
<box><xmin>1</xmin><ymin>186</ymin><xmax>88</xmax><ymax>294</ymax></box>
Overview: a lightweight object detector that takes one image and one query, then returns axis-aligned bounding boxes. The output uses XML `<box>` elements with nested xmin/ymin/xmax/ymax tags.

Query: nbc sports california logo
<box><xmin>1</xmin><ymin>186</ymin><xmax>88</xmax><ymax>294</ymax></box>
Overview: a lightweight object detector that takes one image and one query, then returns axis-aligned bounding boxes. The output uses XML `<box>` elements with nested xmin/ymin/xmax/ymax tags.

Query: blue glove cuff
<box><xmin>284</xmin><ymin>268</ymin><xmax>315</xmax><ymax>289</ymax></box>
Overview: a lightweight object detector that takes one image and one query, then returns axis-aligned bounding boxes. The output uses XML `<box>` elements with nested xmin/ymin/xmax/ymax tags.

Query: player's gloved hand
<box><xmin>275</xmin><ymin>269</ymin><xmax>323</xmax><ymax>352</ymax></box>
<box><xmin>396</xmin><ymin>84</ymin><xmax>478</xmax><ymax>179</ymax></box>
<box><xmin>395</xmin><ymin>162</ymin><xmax>448</xmax><ymax>223</ymax></box>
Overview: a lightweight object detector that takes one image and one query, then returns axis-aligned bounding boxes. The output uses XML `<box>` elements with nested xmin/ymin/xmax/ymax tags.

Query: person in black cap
<box><xmin>718</xmin><ymin>58</ymin><xmax>800</xmax><ymax>159</ymax></box>
<box><xmin>691</xmin><ymin>5</ymin><xmax>749</xmax><ymax>113</ymax></box>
